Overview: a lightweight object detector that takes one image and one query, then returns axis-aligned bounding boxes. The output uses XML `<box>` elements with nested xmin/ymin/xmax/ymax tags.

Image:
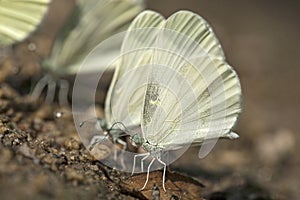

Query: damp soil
<box><xmin>0</xmin><ymin>82</ymin><xmax>272</xmax><ymax>200</ymax></box>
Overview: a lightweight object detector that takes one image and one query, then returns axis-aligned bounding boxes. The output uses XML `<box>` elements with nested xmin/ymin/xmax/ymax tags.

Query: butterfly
<box><xmin>0</xmin><ymin>0</ymin><xmax>50</xmax><ymax>47</ymax></box>
<box><xmin>73</xmin><ymin>9</ymin><xmax>242</xmax><ymax>192</ymax></box>
<box><xmin>31</xmin><ymin>0</ymin><xmax>145</xmax><ymax>104</ymax></box>
<box><xmin>106</xmin><ymin>10</ymin><xmax>242</xmax><ymax>191</ymax></box>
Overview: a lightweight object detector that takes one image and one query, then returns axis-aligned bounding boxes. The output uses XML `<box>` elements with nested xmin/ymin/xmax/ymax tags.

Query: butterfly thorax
<box><xmin>131</xmin><ymin>135</ymin><xmax>163</xmax><ymax>157</ymax></box>
<box><xmin>142</xmin><ymin>142</ymin><xmax>163</xmax><ymax>158</ymax></box>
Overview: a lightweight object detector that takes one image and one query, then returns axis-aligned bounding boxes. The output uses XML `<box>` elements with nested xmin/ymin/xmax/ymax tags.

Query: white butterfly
<box><xmin>103</xmin><ymin>10</ymin><xmax>242</xmax><ymax>191</ymax></box>
<box><xmin>0</xmin><ymin>0</ymin><xmax>50</xmax><ymax>47</ymax></box>
<box><xmin>32</xmin><ymin>0</ymin><xmax>145</xmax><ymax>104</ymax></box>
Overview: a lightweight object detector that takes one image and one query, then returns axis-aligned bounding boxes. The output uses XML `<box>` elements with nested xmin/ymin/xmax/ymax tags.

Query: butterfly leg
<box><xmin>45</xmin><ymin>77</ymin><xmax>56</xmax><ymax>102</ymax></box>
<box><xmin>89</xmin><ymin>135</ymin><xmax>106</xmax><ymax>151</ymax></box>
<box><xmin>157</xmin><ymin>158</ymin><xmax>167</xmax><ymax>192</ymax></box>
<box><xmin>31</xmin><ymin>75</ymin><xmax>51</xmax><ymax>100</ymax></box>
<box><xmin>116</xmin><ymin>138</ymin><xmax>127</xmax><ymax>169</ymax></box>
<box><xmin>140</xmin><ymin>157</ymin><xmax>155</xmax><ymax>191</ymax></box>
<box><xmin>58</xmin><ymin>79</ymin><xmax>69</xmax><ymax>106</ymax></box>
<box><xmin>131</xmin><ymin>153</ymin><xmax>149</xmax><ymax>175</ymax></box>
<box><xmin>113</xmin><ymin>138</ymin><xmax>118</xmax><ymax>161</ymax></box>
<box><xmin>141</xmin><ymin>154</ymin><xmax>150</xmax><ymax>172</ymax></box>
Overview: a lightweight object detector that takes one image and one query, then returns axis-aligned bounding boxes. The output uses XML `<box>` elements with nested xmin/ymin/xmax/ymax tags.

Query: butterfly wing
<box><xmin>0</xmin><ymin>0</ymin><xmax>50</xmax><ymax>46</ymax></box>
<box><xmin>43</xmin><ymin>0</ymin><xmax>145</xmax><ymax>75</ymax></box>
<box><xmin>141</xmin><ymin>11</ymin><xmax>241</xmax><ymax>151</ymax></box>
<box><xmin>105</xmin><ymin>10</ymin><xmax>165</xmax><ymax>128</ymax></box>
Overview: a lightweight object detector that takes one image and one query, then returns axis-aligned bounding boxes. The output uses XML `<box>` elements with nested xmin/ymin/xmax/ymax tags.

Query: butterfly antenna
<box><xmin>109</xmin><ymin>121</ymin><xmax>130</xmax><ymax>134</ymax></box>
<box><xmin>79</xmin><ymin>117</ymin><xmax>103</xmax><ymax>127</ymax></box>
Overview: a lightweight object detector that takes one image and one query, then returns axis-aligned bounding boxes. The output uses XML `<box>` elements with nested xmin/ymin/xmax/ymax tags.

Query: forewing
<box><xmin>141</xmin><ymin>11</ymin><xmax>241</xmax><ymax>150</ymax></box>
<box><xmin>105</xmin><ymin>10</ymin><xmax>165</xmax><ymax>129</ymax></box>
<box><xmin>44</xmin><ymin>0</ymin><xmax>144</xmax><ymax>74</ymax></box>
<box><xmin>161</xmin><ymin>10</ymin><xmax>225</xmax><ymax>61</ymax></box>
<box><xmin>0</xmin><ymin>0</ymin><xmax>50</xmax><ymax>46</ymax></box>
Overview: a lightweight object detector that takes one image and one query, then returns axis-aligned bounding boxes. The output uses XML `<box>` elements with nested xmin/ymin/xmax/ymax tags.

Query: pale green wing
<box><xmin>163</xmin><ymin>10</ymin><xmax>225</xmax><ymax>60</ymax></box>
<box><xmin>0</xmin><ymin>0</ymin><xmax>50</xmax><ymax>46</ymax></box>
<box><xmin>151</xmin><ymin>10</ymin><xmax>225</xmax><ymax>71</ymax></box>
<box><xmin>141</xmin><ymin>11</ymin><xmax>241</xmax><ymax>149</ymax></box>
<box><xmin>43</xmin><ymin>0</ymin><xmax>145</xmax><ymax>75</ymax></box>
<box><xmin>105</xmin><ymin>10</ymin><xmax>165</xmax><ymax>128</ymax></box>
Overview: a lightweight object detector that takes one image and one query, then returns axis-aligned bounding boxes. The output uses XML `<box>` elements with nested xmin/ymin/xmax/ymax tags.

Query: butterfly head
<box><xmin>130</xmin><ymin>134</ymin><xmax>145</xmax><ymax>147</ymax></box>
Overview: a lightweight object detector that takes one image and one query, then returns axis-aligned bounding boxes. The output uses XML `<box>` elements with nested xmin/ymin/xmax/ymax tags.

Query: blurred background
<box><xmin>1</xmin><ymin>0</ymin><xmax>299</xmax><ymax>199</ymax></box>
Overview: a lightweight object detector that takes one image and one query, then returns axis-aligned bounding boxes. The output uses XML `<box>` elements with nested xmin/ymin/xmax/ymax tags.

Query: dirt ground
<box><xmin>1</xmin><ymin>0</ymin><xmax>299</xmax><ymax>199</ymax></box>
